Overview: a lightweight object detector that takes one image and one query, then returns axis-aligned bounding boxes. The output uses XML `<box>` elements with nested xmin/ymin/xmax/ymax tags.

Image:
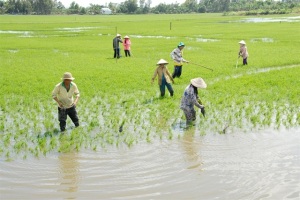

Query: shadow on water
<box><xmin>38</xmin><ymin>126</ymin><xmax>76</xmax><ymax>139</ymax></box>
<box><xmin>37</xmin><ymin>129</ymin><xmax>60</xmax><ymax>139</ymax></box>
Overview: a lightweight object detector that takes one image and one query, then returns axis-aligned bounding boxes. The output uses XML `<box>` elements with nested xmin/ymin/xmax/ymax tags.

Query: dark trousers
<box><xmin>159</xmin><ymin>79</ymin><xmax>174</xmax><ymax>97</ymax></box>
<box><xmin>114</xmin><ymin>48</ymin><xmax>121</xmax><ymax>58</ymax></box>
<box><xmin>243</xmin><ymin>58</ymin><xmax>248</xmax><ymax>65</ymax></box>
<box><xmin>172</xmin><ymin>65</ymin><xmax>182</xmax><ymax>78</ymax></box>
<box><xmin>124</xmin><ymin>50</ymin><xmax>131</xmax><ymax>57</ymax></box>
<box><xmin>58</xmin><ymin>105</ymin><xmax>79</xmax><ymax>131</ymax></box>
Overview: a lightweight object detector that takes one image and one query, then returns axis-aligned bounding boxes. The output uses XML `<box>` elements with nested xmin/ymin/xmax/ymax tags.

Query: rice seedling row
<box><xmin>1</xmin><ymin>14</ymin><xmax>299</xmax><ymax>160</ymax></box>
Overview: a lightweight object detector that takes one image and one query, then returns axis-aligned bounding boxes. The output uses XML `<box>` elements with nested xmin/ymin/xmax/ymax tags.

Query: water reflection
<box><xmin>240</xmin><ymin>16</ymin><xmax>300</xmax><ymax>23</ymax></box>
<box><xmin>1</xmin><ymin>129</ymin><xmax>299</xmax><ymax>199</ymax></box>
<box><xmin>58</xmin><ymin>151</ymin><xmax>79</xmax><ymax>199</ymax></box>
<box><xmin>181</xmin><ymin>127</ymin><xmax>203</xmax><ymax>170</ymax></box>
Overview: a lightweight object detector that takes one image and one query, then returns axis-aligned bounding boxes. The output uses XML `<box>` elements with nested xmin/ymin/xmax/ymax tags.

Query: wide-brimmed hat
<box><xmin>178</xmin><ymin>42</ymin><xmax>185</xmax><ymax>47</ymax></box>
<box><xmin>124</xmin><ymin>35</ymin><xmax>129</xmax><ymax>39</ymax></box>
<box><xmin>116</xmin><ymin>33</ymin><xmax>121</xmax><ymax>37</ymax></box>
<box><xmin>61</xmin><ymin>72</ymin><xmax>75</xmax><ymax>80</ymax></box>
<box><xmin>156</xmin><ymin>59</ymin><xmax>169</xmax><ymax>65</ymax></box>
<box><xmin>238</xmin><ymin>40</ymin><xmax>246</xmax><ymax>45</ymax></box>
<box><xmin>190</xmin><ymin>77</ymin><xmax>207</xmax><ymax>88</ymax></box>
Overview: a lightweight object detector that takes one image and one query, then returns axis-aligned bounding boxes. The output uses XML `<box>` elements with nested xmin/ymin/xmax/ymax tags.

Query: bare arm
<box><xmin>166</xmin><ymin>69</ymin><xmax>174</xmax><ymax>83</ymax></box>
<box><xmin>53</xmin><ymin>97</ymin><xmax>63</xmax><ymax>108</ymax></box>
<box><xmin>73</xmin><ymin>96</ymin><xmax>79</xmax><ymax>106</ymax></box>
<box><xmin>151</xmin><ymin>68</ymin><xmax>158</xmax><ymax>84</ymax></box>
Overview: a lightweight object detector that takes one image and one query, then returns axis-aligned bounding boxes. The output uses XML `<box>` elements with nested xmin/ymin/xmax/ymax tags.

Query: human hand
<box><xmin>197</xmin><ymin>98</ymin><xmax>203</xmax><ymax>105</ymax></box>
<box><xmin>200</xmin><ymin>107</ymin><xmax>205</xmax><ymax>117</ymax></box>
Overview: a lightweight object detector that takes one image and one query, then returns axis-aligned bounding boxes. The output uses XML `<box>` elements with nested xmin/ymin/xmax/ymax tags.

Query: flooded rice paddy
<box><xmin>1</xmin><ymin>14</ymin><xmax>299</xmax><ymax>199</ymax></box>
<box><xmin>240</xmin><ymin>16</ymin><xmax>300</xmax><ymax>23</ymax></box>
<box><xmin>1</xmin><ymin>128</ymin><xmax>299</xmax><ymax>199</ymax></box>
<box><xmin>250</xmin><ymin>38</ymin><xmax>274</xmax><ymax>43</ymax></box>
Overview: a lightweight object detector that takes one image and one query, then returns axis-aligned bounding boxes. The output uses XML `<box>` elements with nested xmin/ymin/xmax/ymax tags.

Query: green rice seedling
<box><xmin>0</xmin><ymin>123</ymin><xmax>4</xmax><ymax>132</ymax></box>
<box><xmin>3</xmin><ymin>134</ymin><xmax>11</xmax><ymax>148</ymax></box>
<box><xmin>250</xmin><ymin>115</ymin><xmax>259</xmax><ymax>128</ymax></box>
<box><xmin>0</xmin><ymin>144</ymin><xmax>3</xmax><ymax>154</ymax></box>
<box><xmin>58</xmin><ymin>140</ymin><xmax>71</xmax><ymax>153</ymax></box>
<box><xmin>44</xmin><ymin>119</ymin><xmax>53</xmax><ymax>131</ymax></box>
<box><xmin>1</xmin><ymin>14</ymin><xmax>300</xmax><ymax>159</ymax></box>
<box><xmin>5</xmin><ymin>151</ymin><xmax>10</xmax><ymax>160</ymax></box>
<box><xmin>275</xmin><ymin>112</ymin><xmax>281</xmax><ymax>127</ymax></box>
<box><xmin>13</xmin><ymin>140</ymin><xmax>28</xmax><ymax>154</ymax></box>
<box><xmin>289</xmin><ymin>112</ymin><xmax>296</xmax><ymax>126</ymax></box>
<box><xmin>37</xmin><ymin>137</ymin><xmax>47</xmax><ymax>151</ymax></box>
<box><xmin>106</xmin><ymin>134</ymin><xmax>115</xmax><ymax>145</ymax></box>
<box><xmin>168</xmin><ymin>128</ymin><xmax>173</xmax><ymax>140</ymax></box>
<box><xmin>146</xmin><ymin>135</ymin><xmax>152</xmax><ymax>143</ymax></box>
<box><xmin>49</xmin><ymin>136</ymin><xmax>58</xmax><ymax>150</ymax></box>
<box><xmin>34</xmin><ymin>146</ymin><xmax>40</xmax><ymax>158</ymax></box>
<box><xmin>125</xmin><ymin>134</ymin><xmax>135</xmax><ymax>148</ymax></box>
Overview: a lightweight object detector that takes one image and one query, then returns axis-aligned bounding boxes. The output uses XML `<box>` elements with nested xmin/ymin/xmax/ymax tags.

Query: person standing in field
<box><xmin>123</xmin><ymin>35</ymin><xmax>131</xmax><ymax>57</ymax></box>
<box><xmin>238</xmin><ymin>40</ymin><xmax>249</xmax><ymax>65</ymax></box>
<box><xmin>113</xmin><ymin>33</ymin><xmax>123</xmax><ymax>58</ymax></box>
<box><xmin>151</xmin><ymin>59</ymin><xmax>174</xmax><ymax>97</ymax></box>
<box><xmin>52</xmin><ymin>72</ymin><xmax>80</xmax><ymax>132</ymax></box>
<box><xmin>180</xmin><ymin>77</ymin><xmax>206</xmax><ymax>126</ymax></box>
<box><xmin>170</xmin><ymin>42</ymin><xmax>189</xmax><ymax>79</ymax></box>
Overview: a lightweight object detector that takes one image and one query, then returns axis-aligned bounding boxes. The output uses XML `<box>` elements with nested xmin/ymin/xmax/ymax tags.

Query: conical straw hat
<box><xmin>156</xmin><ymin>59</ymin><xmax>169</xmax><ymax>65</ymax></box>
<box><xmin>190</xmin><ymin>77</ymin><xmax>207</xmax><ymax>88</ymax></box>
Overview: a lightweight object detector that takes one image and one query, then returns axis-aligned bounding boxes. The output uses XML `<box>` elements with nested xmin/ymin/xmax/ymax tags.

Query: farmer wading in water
<box><xmin>180</xmin><ymin>77</ymin><xmax>207</xmax><ymax>126</ymax></box>
<box><xmin>151</xmin><ymin>59</ymin><xmax>174</xmax><ymax>97</ymax></box>
<box><xmin>170</xmin><ymin>42</ymin><xmax>189</xmax><ymax>79</ymax></box>
<box><xmin>238</xmin><ymin>40</ymin><xmax>249</xmax><ymax>65</ymax></box>
<box><xmin>52</xmin><ymin>72</ymin><xmax>80</xmax><ymax>132</ymax></box>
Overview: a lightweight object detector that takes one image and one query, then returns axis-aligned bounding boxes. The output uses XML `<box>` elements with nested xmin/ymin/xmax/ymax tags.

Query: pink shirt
<box><xmin>123</xmin><ymin>39</ymin><xmax>131</xmax><ymax>50</ymax></box>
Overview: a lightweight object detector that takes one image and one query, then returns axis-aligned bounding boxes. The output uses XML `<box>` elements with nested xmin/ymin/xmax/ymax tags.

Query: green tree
<box><xmin>79</xmin><ymin>6</ymin><xmax>85</xmax><ymax>14</ymax></box>
<box><xmin>146</xmin><ymin>0</ymin><xmax>152</xmax><ymax>7</ymax></box>
<box><xmin>108</xmin><ymin>2</ymin><xmax>117</xmax><ymax>13</ymax></box>
<box><xmin>152</xmin><ymin>3</ymin><xmax>167</xmax><ymax>13</ymax></box>
<box><xmin>139</xmin><ymin>0</ymin><xmax>145</xmax><ymax>7</ymax></box>
<box><xmin>0</xmin><ymin>1</ymin><xmax>4</xmax><ymax>14</ymax></box>
<box><xmin>5</xmin><ymin>0</ymin><xmax>19</xmax><ymax>14</ymax></box>
<box><xmin>67</xmin><ymin>1</ymin><xmax>79</xmax><ymax>14</ymax></box>
<box><xmin>87</xmin><ymin>4</ymin><xmax>103</xmax><ymax>15</ymax></box>
<box><xmin>183</xmin><ymin>0</ymin><xmax>198</xmax><ymax>12</ymax></box>
<box><xmin>118</xmin><ymin>0</ymin><xmax>138</xmax><ymax>13</ymax></box>
<box><xmin>52</xmin><ymin>0</ymin><xmax>65</xmax><ymax>14</ymax></box>
<box><xmin>33</xmin><ymin>0</ymin><xmax>53</xmax><ymax>14</ymax></box>
<box><xmin>20</xmin><ymin>0</ymin><xmax>33</xmax><ymax>14</ymax></box>
<box><xmin>198</xmin><ymin>3</ymin><xmax>206</xmax><ymax>13</ymax></box>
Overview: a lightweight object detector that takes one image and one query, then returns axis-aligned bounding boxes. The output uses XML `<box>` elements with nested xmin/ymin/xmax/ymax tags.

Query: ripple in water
<box><xmin>0</xmin><ymin>128</ymin><xmax>299</xmax><ymax>199</ymax></box>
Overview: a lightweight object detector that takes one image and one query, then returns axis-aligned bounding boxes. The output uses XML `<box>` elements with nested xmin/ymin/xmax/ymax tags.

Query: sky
<box><xmin>59</xmin><ymin>0</ymin><xmax>186</xmax><ymax>8</ymax></box>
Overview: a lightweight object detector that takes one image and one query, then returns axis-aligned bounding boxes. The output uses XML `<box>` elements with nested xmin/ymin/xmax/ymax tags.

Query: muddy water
<box><xmin>1</xmin><ymin>128</ymin><xmax>299</xmax><ymax>199</ymax></box>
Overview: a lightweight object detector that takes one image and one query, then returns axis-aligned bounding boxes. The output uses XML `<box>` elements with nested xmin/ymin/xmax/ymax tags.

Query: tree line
<box><xmin>0</xmin><ymin>0</ymin><xmax>299</xmax><ymax>15</ymax></box>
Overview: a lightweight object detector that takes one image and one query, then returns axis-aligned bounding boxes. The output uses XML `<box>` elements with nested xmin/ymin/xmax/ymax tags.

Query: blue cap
<box><xmin>178</xmin><ymin>42</ymin><xmax>185</xmax><ymax>47</ymax></box>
